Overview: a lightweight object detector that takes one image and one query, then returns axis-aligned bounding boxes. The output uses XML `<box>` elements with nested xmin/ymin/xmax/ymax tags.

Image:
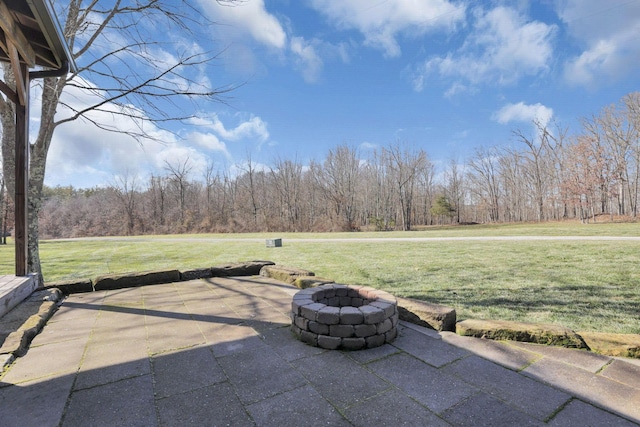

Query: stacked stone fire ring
<box><xmin>290</xmin><ymin>284</ymin><xmax>398</xmax><ymax>350</ymax></box>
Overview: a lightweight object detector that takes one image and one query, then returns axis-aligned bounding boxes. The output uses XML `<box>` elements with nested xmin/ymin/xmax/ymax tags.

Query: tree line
<box><xmin>25</xmin><ymin>92</ymin><xmax>640</xmax><ymax>238</ymax></box>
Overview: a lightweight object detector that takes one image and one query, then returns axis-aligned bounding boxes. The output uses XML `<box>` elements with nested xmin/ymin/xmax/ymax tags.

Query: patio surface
<box><xmin>1</xmin><ymin>276</ymin><xmax>639</xmax><ymax>426</ymax></box>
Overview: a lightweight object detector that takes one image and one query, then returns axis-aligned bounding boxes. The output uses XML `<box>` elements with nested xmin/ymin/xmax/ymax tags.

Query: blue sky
<box><xmin>43</xmin><ymin>0</ymin><xmax>640</xmax><ymax>188</ymax></box>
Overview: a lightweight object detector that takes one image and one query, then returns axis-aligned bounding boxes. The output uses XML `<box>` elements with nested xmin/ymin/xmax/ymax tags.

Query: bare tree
<box><xmin>148</xmin><ymin>174</ymin><xmax>169</xmax><ymax>232</ymax></box>
<box><xmin>622</xmin><ymin>92</ymin><xmax>640</xmax><ymax>217</ymax></box>
<box><xmin>444</xmin><ymin>158</ymin><xmax>464</xmax><ymax>224</ymax></box>
<box><xmin>513</xmin><ymin>122</ymin><xmax>552</xmax><ymax>222</ymax></box>
<box><xmin>164</xmin><ymin>158</ymin><xmax>193</xmax><ymax>225</ymax></box>
<box><xmin>467</xmin><ymin>146</ymin><xmax>501</xmax><ymax>222</ymax></box>
<box><xmin>0</xmin><ymin>0</ymin><xmax>238</xmax><ymax>279</ymax></box>
<box><xmin>497</xmin><ymin>148</ymin><xmax>525</xmax><ymax>222</ymax></box>
<box><xmin>112</xmin><ymin>171</ymin><xmax>139</xmax><ymax>235</ymax></box>
<box><xmin>320</xmin><ymin>145</ymin><xmax>361</xmax><ymax>231</ymax></box>
<box><xmin>270</xmin><ymin>157</ymin><xmax>303</xmax><ymax>231</ymax></box>
<box><xmin>237</xmin><ymin>152</ymin><xmax>263</xmax><ymax>230</ymax></box>
<box><xmin>386</xmin><ymin>143</ymin><xmax>429</xmax><ymax>231</ymax></box>
<box><xmin>361</xmin><ymin>149</ymin><xmax>396</xmax><ymax>230</ymax></box>
<box><xmin>596</xmin><ymin>101</ymin><xmax>638</xmax><ymax>216</ymax></box>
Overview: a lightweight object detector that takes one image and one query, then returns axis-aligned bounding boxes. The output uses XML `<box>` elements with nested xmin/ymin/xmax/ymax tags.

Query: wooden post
<box><xmin>14</xmin><ymin>63</ymin><xmax>28</xmax><ymax>276</ymax></box>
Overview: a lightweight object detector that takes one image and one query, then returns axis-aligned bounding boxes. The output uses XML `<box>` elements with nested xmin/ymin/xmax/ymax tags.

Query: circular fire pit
<box><xmin>290</xmin><ymin>284</ymin><xmax>398</xmax><ymax>350</ymax></box>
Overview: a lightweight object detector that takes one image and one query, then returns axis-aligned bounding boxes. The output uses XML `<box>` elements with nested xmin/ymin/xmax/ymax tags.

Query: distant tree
<box><xmin>362</xmin><ymin>149</ymin><xmax>396</xmax><ymax>231</ymax></box>
<box><xmin>430</xmin><ymin>195</ymin><xmax>456</xmax><ymax>224</ymax></box>
<box><xmin>320</xmin><ymin>145</ymin><xmax>361</xmax><ymax>231</ymax></box>
<box><xmin>513</xmin><ymin>121</ymin><xmax>551</xmax><ymax>222</ymax></box>
<box><xmin>237</xmin><ymin>152</ymin><xmax>263</xmax><ymax>230</ymax></box>
<box><xmin>561</xmin><ymin>136</ymin><xmax>604</xmax><ymax>222</ymax></box>
<box><xmin>386</xmin><ymin>143</ymin><xmax>429</xmax><ymax>231</ymax></box>
<box><xmin>467</xmin><ymin>146</ymin><xmax>501</xmax><ymax>222</ymax></box>
<box><xmin>270</xmin><ymin>157</ymin><xmax>303</xmax><ymax>231</ymax></box>
<box><xmin>148</xmin><ymin>174</ymin><xmax>169</xmax><ymax>233</ymax></box>
<box><xmin>112</xmin><ymin>172</ymin><xmax>139</xmax><ymax>236</ymax></box>
<box><xmin>444</xmin><ymin>158</ymin><xmax>464</xmax><ymax>224</ymax></box>
<box><xmin>164</xmin><ymin>158</ymin><xmax>193</xmax><ymax>226</ymax></box>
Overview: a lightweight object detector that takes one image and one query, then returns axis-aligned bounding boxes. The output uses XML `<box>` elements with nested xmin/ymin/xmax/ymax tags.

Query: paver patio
<box><xmin>1</xmin><ymin>276</ymin><xmax>639</xmax><ymax>426</ymax></box>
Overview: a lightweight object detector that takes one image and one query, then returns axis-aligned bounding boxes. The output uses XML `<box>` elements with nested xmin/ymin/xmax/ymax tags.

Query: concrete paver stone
<box><xmin>442</xmin><ymin>355</ymin><xmax>572</xmax><ymax>421</ymax></box>
<box><xmin>547</xmin><ymin>399</ymin><xmax>640</xmax><ymax>427</ymax></box>
<box><xmin>393</xmin><ymin>325</ymin><xmax>470</xmax><ymax>367</ymax></box>
<box><xmin>1</xmin><ymin>276</ymin><xmax>639</xmax><ymax>426</ymax></box>
<box><xmin>523</xmin><ymin>355</ymin><xmax>640</xmax><ymax>423</ymax></box>
<box><xmin>508</xmin><ymin>340</ymin><xmax>613</xmax><ymax>373</ymax></box>
<box><xmin>600</xmin><ymin>359</ymin><xmax>640</xmax><ymax>388</ymax></box>
<box><xmin>217</xmin><ymin>344</ymin><xmax>307</xmax><ymax>405</ymax></box>
<box><xmin>343</xmin><ymin>387</ymin><xmax>450</xmax><ymax>426</ymax></box>
<box><xmin>367</xmin><ymin>352</ymin><xmax>478</xmax><ymax>414</ymax></box>
<box><xmin>156</xmin><ymin>381</ymin><xmax>253</xmax><ymax>427</ymax></box>
<box><xmin>0</xmin><ymin>374</ymin><xmax>75</xmax><ymax>427</ymax></box>
<box><xmin>440</xmin><ymin>331</ymin><xmax>540</xmax><ymax>371</ymax></box>
<box><xmin>292</xmin><ymin>350</ymin><xmax>391</xmax><ymax>410</ymax></box>
<box><xmin>441</xmin><ymin>392</ymin><xmax>545</xmax><ymax>427</ymax></box>
<box><xmin>151</xmin><ymin>345</ymin><xmax>226</xmax><ymax>398</ymax></box>
<box><xmin>246</xmin><ymin>384</ymin><xmax>351</xmax><ymax>427</ymax></box>
<box><xmin>61</xmin><ymin>374</ymin><xmax>157</xmax><ymax>427</ymax></box>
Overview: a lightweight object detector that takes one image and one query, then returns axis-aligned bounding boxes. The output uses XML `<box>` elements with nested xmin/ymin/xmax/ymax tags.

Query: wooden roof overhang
<box><xmin>0</xmin><ymin>0</ymin><xmax>76</xmax><ymax>276</ymax></box>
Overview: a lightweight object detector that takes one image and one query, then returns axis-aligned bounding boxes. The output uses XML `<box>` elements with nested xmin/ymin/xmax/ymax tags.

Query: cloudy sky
<box><xmin>43</xmin><ymin>0</ymin><xmax>640</xmax><ymax>188</ymax></box>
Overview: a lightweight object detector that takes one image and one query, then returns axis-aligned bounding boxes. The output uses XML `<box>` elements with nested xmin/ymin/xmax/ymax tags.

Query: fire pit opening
<box><xmin>290</xmin><ymin>284</ymin><xmax>398</xmax><ymax>351</ymax></box>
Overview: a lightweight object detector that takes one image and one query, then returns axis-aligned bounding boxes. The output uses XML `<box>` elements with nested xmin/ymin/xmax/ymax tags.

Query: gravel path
<box><xmin>56</xmin><ymin>235</ymin><xmax>640</xmax><ymax>243</ymax></box>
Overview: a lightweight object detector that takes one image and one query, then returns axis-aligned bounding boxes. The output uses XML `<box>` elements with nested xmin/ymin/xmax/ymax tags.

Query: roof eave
<box><xmin>27</xmin><ymin>0</ymin><xmax>76</xmax><ymax>74</ymax></box>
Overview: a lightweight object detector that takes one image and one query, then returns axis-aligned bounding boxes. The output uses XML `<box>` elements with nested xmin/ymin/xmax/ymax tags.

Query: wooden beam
<box><xmin>0</xmin><ymin>0</ymin><xmax>36</xmax><ymax>67</ymax></box>
<box><xmin>7</xmin><ymin>41</ymin><xmax>27</xmax><ymax>105</ymax></box>
<box><xmin>0</xmin><ymin>31</ymin><xmax>9</xmax><ymax>57</ymax></box>
<box><xmin>14</xmin><ymin>63</ymin><xmax>29</xmax><ymax>276</ymax></box>
<box><xmin>0</xmin><ymin>79</ymin><xmax>18</xmax><ymax>104</ymax></box>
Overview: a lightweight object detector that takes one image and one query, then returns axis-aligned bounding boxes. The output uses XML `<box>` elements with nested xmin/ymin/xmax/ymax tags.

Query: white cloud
<box><xmin>196</xmin><ymin>0</ymin><xmax>286</xmax><ymax>50</ymax></box>
<box><xmin>195</xmin><ymin>0</ymin><xmax>354</xmax><ymax>83</ymax></box>
<box><xmin>186</xmin><ymin>132</ymin><xmax>229</xmax><ymax>155</ymax></box>
<box><xmin>494</xmin><ymin>102</ymin><xmax>553</xmax><ymax>128</ymax></box>
<box><xmin>310</xmin><ymin>0</ymin><xmax>465</xmax><ymax>58</ymax></box>
<box><xmin>412</xmin><ymin>6</ymin><xmax>556</xmax><ymax>93</ymax></box>
<box><xmin>290</xmin><ymin>37</ymin><xmax>324</xmax><ymax>83</ymax></box>
<box><xmin>359</xmin><ymin>141</ymin><xmax>378</xmax><ymax>151</ymax></box>
<box><xmin>558</xmin><ymin>0</ymin><xmax>640</xmax><ymax>87</ymax></box>
<box><xmin>41</xmin><ymin>78</ymin><xmax>264</xmax><ymax>188</ymax></box>
<box><xmin>153</xmin><ymin>144</ymin><xmax>209</xmax><ymax>177</ymax></box>
<box><xmin>189</xmin><ymin>114</ymin><xmax>269</xmax><ymax>142</ymax></box>
<box><xmin>230</xmin><ymin>160</ymin><xmax>270</xmax><ymax>178</ymax></box>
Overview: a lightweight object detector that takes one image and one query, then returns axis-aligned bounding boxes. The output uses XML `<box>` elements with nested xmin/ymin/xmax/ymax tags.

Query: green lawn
<box><xmin>1</xmin><ymin>222</ymin><xmax>638</xmax><ymax>334</ymax></box>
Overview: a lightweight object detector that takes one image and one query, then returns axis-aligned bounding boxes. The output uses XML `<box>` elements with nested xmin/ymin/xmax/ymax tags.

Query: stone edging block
<box><xmin>457</xmin><ymin>318</ymin><xmax>589</xmax><ymax>349</ymax></box>
<box><xmin>93</xmin><ymin>269</ymin><xmax>181</xmax><ymax>291</ymax></box>
<box><xmin>396</xmin><ymin>296</ymin><xmax>456</xmax><ymax>332</ymax></box>
<box><xmin>293</xmin><ymin>276</ymin><xmax>334</xmax><ymax>289</ymax></box>
<box><xmin>43</xmin><ymin>279</ymin><xmax>93</xmax><ymax>294</ymax></box>
<box><xmin>578</xmin><ymin>331</ymin><xmax>640</xmax><ymax>358</ymax></box>
<box><xmin>210</xmin><ymin>261</ymin><xmax>275</xmax><ymax>277</ymax></box>
<box><xmin>260</xmin><ymin>265</ymin><xmax>315</xmax><ymax>284</ymax></box>
<box><xmin>42</xmin><ymin>261</ymin><xmax>278</xmax><ymax>294</ymax></box>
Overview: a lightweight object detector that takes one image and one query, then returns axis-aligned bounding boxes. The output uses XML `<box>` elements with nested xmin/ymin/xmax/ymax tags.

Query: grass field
<box><xmin>0</xmin><ymin>221</ymin><xmax>638</xmax><ymax>334</ymax></box>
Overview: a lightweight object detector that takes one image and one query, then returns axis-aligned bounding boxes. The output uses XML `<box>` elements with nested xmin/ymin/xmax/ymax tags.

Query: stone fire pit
<box><xmin>290</xmin><ymin>284</ymin><xmax>398</xmax><ymax>350</ymax></box>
